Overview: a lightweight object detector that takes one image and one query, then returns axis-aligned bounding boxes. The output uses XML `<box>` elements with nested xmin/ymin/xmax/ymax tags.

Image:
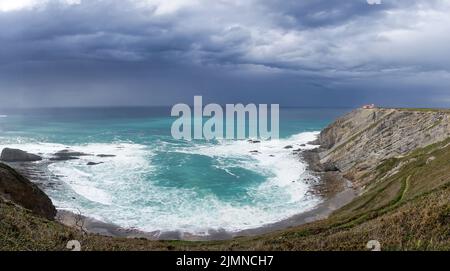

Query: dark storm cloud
<box><xmin>261</xmin><ymin>0</ymin><xmax>387</xmax><ymax>29</ymax></box>
<box><xmin>0</xmin><ymin>0</ymin><xmax>449</xmax><ymax>107</ymax></box>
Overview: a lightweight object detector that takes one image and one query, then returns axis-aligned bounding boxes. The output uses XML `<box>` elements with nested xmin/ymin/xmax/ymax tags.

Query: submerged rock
<box><xmin>54</xmin><ymin>150</ymin><xmax>90</xmax><ymax>157</ymax></box>
<box><xmin>0</xmin><ymin>148</ymin><xmax>42</xmax><ymax>162</ymax></box>
<box><xmin>0</xmin><ymin>163</ymin><xmax>56</xmax><ymax>220</ymax></box>
<box><xmin>87</xmin><ymin>162</ymin><xmax>104</xmax><ymax>166</ymax></box>
<box><xmin>51</xmin><ymin>150</ymin><xmax>90</xmax><ymax>161</ymax></box>
<box><xmin>96</xmin><ymin>154</ymin><xmax>116</xmax><ymax>158</ymax></box>
<box><xmin>49</xmin><ymin>156</ymin><xmax>79</xmax><ymax>161</ymax></box>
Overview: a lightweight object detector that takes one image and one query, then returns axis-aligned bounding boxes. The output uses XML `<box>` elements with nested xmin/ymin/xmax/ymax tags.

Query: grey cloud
<box><xmin>0</xmin><ymin>0</ymin><xmax>449</xmax><ymax>107</ymax></box>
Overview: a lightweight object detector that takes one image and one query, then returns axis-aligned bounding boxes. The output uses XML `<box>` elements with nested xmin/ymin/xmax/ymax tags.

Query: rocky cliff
<box><xmin>315</xmin><ymin>108</ymin><xmax>450</xmax><ymax>186</ymax></box>
<box><xmin>0</xmin><ymin>163</ymin><xmax>56</xmax><ymax>220</ymax></box>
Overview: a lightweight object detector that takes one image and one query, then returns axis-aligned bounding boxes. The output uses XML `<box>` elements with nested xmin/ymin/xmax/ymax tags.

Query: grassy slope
<box><xmin>1</xmin><ymin>138</ymin><xmax>450</xmax><ymax>251</ymax></box>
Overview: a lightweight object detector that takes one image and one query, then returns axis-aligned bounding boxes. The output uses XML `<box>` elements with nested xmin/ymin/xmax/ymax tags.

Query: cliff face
<box><xmin>317</xmin><ymin>108</ymin><xmax>450</xmax><ymax>185</ymax></box>
<box><xmin>0</xmin><ymin>163</ymin><xmax>56</xmax><ymax>220</ymax></box>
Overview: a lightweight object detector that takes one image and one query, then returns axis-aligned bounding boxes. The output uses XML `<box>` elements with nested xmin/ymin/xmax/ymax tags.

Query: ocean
<box><xmin>0</xmin><ymin>107</ymin><xmax>350</xmax><ymax>235</ymax></box>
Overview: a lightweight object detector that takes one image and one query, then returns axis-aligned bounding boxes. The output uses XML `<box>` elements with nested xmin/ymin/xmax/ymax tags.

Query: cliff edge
<box><xmin>316</xmin><ymin>108</ymin><xmax>450</xmax><ymax>186</ymax></box>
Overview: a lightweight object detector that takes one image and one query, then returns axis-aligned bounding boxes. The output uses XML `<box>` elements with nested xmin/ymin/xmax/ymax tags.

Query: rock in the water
<box><xmin>87</xmin><ymin>162</ymin><xmax>103</xmax><ymax>166</ymax></box>
<box><xmin>0</xmin><ymin>148</ymin><xmax>42</xmax><ymax>162</ymax></box>
<box><xmin>0</xmin><ymin>163</ymin><xmax>56</xmax><ymax>220</ymax></box>
<box><xmin>55</xmin><ymin>150</ymin><xmax>90</xmax><ymax>157</ymax></box>
<box><xmin>284</xmin><ymin>145</ymin><xmax>293</xmax><ymax>149</ymax></box>
<box><xmin>51</xmin><ymin>150</ymin><xmax>90</xmax><ymax>161</ymax></box>
<box><xmin>96</xmin><ymin>154</ymin><xmax>116</xmax><ymax>158</ymax></box>
<box><xmin>49</xmin><ymin>156</ymin><xmax>79</xmax><ymax>161</ymax></box>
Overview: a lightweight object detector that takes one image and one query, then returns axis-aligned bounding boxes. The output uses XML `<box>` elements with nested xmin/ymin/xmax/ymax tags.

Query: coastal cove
<box><xmin>0</xmin><ymin>107</ymin><xmax>351</xmax><ymax>238</ymax></box>
<box><xmin>0</xmin><ymin>107</ymin><xmax>449</xmax><ymax>250</ymax></box>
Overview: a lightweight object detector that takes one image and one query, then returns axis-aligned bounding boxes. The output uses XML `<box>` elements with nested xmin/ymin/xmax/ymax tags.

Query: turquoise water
<box><xmin>0</xmin><ymin>107</ymin><xmax>349</xmax><ymax>234</ymax></box>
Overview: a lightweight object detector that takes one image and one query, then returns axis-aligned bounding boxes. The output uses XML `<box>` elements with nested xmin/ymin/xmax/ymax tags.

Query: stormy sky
<box><xmin>0</xmin><ymin>0</ymin><xmax>450</xmax><ymax>108</ymax></box>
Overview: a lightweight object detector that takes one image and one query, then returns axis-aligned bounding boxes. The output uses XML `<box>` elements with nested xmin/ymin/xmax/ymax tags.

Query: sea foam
<box><xmin>0</xmin><ymin>132</ymin><xmax>322</xmax><ymax>235</ymax></box>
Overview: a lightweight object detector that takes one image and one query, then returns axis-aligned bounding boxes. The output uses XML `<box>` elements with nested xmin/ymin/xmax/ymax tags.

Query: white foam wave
<box><xmin>154</xmin><ymin>131</ymin><xmax>323</xmax><ymax>233</ymax></box>
<box><xmin>0</xmin><ymin>141</ymin><xmax>152</xmax><ymax>207</ymax></box>
<box><xmin>177</xmin><ymin>131</ymin><xmax>320</xmax><ymax>201</ymax></box>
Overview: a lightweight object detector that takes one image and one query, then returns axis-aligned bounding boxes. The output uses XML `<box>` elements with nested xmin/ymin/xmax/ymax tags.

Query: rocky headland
<box><xmin>308</xmin><ymin>108</ymin><xmax>450</xmax><ymax>187</ymax></box>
